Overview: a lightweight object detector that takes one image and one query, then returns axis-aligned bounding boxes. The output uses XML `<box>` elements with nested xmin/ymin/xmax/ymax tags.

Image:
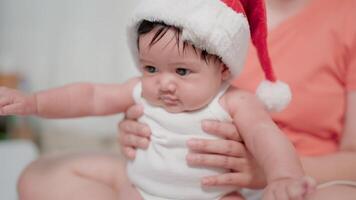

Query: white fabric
<box><xmin>126</xmin><ymin>82</ymin><xmax>234</xmax><ymax>200</ymax></box>
<box><xmin>256</xmin><ymin>80</ymin><xmax>292</xmax><ymax>112</ymax></box>
<box><xmin>240</xmin><ymin>189</ymin><xmax>263</xmax><ymax>200</ymax></box>
<box><xmin>127</xmin><ymin>0</ymin><xmax>250</xmax><ymax>78</ymax></box>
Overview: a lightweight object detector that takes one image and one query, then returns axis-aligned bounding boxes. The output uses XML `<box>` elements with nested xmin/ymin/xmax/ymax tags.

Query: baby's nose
<box><xmin>159</xmin><ymin>75</ymin><xmax>177</xmax><ymax>92</ymax></box>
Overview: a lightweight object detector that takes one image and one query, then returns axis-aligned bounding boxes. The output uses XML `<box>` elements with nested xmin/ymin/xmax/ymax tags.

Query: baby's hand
<box><xmin>0</xmin><ymin>87</ymin><xmax>37</xmax><ymax>116</ymax></box>
<box><xmin>263</xmin><ymin>176</ymin><xmax>316</xmax><ymax>200</ymax></box>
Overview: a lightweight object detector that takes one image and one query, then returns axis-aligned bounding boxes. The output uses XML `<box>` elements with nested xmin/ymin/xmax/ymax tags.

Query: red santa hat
<box><xmin>127</xmin><ymin>0</ymin><xmax>292</xmax><ymax>112</ymax></box>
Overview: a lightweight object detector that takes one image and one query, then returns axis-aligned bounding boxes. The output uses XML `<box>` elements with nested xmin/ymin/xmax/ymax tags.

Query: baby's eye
<box><xmin>176</xmin><ymin>68</ymin><xmax>191</xmax><ymax>76</ymax></box>
<box><xmin>144</xmin><ymin>66</ymin><xmax>158</xmax><ymax>73</ymax></box>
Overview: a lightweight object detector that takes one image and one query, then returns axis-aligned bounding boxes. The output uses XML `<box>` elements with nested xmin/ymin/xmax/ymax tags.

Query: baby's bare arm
<box><xmin>222</xmin><ymin>88</ymin><xmax>304</xmax><ymax>182</ymax></box>
<box><xmin>222</xmin><ymin>89</ymin><xmax>317</xmax><ymax>198</ymax></box>
<box><xmin>0</xmin><ymin>77</ymin><xmax>139</xmax><ymax>118</ymax></box>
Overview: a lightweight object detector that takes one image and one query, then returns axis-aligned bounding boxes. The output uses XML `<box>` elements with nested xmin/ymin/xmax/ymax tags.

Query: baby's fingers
<box><xmin>1</xmin><ymin>103</ymin><xmax>25</xmax><ymax>115</ymax></box>
<box><xmin>0</xmin><ymin>97</ymin><xmax>15</xmax><ymax>115</ymax></box>
<box><xmin>287</xmin><ymin>185</ymin><xmax>304</xmax><ymax>200</ymax></box>
<box><xmin>287</xmin><ymin>177</ymin><xmax>316</xmax><ymax>200</ymax></box>
<box><xmin>202</xmin><ymin>120</ymin><xmax>241</xmax><ymax>141</ymax></box>
<box><xmin>0</xmin><ymin>96</ymin><xmax>12</xmax><ymax>107</ymax></box>
<box><xmin>302</xmin><ymin>176</ymin><xmax>317</xmax><ymax>195</ymax></box>
<box><xmin>263</xmin><ymin>187</ymin><xmax>289</xmax><ymax>200</ymax></box>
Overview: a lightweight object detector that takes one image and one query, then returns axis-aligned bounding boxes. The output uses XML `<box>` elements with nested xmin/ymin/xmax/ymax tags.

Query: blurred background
<box><xmin>0</xmin><ymin>0</ymin><xmax>139</xmax><ymax>199</ymax></box>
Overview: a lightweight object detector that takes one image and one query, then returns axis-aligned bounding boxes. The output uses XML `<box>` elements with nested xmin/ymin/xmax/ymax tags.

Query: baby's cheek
<box><xmin>141</xmin><ymin>85</ymin><xmax>157</xmax><ymax>102</ymax></box>
<box><xmin>184</xmin><ymin>92</ymin><xmax>213</xmax><ymax>110</ymax></box>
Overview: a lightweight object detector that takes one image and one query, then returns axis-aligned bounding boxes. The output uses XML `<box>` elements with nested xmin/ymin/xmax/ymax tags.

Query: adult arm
<box><xmin>301</xmin><ymin>91</ymin><xmax>356</xmax><ymax>183</ymax></box>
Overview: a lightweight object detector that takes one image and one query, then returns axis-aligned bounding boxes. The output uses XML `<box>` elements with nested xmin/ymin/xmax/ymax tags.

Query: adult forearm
<box><xmin>301</xmin><ymin>151</ymin><xmax>356</xmax><ymax>183</ymax></box>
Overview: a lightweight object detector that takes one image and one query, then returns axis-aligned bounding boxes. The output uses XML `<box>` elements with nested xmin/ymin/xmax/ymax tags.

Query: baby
<box><xmin>0</xmin><ymin>0</ymin><xmax>315</xmax><ymax>199</ymax></box>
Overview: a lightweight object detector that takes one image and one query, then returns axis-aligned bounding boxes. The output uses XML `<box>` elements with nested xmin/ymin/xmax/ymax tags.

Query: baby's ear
<box><xmin>221</xmin><ymin>64</ymin><xmax>231</xmax><ymax>81</ymax></box>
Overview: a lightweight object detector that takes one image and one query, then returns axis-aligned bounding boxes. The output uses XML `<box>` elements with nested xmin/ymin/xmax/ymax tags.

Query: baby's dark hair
<box><xmin>137</xmin><ymin>20</ymin><xmax>220</xmax><ymax>63</ymax></box>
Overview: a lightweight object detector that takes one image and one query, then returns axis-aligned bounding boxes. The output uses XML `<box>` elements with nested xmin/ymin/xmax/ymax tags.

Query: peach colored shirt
<box><xmin>233</xmin><ymin>0</ymin><xmax>356</xmax><ymax>156</ymax></box>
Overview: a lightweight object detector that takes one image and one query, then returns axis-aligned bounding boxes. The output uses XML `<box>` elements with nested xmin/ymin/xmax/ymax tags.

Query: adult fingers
<box><xmin>201</xmin><ymin>173</ymin><xmax>252</xmax><ymax>187</ymax></box>
<box><xmin>125</xmin><ymin>104</ymin><xmax>144</xmax><ymax>120</ymax></box>
<box><xmin>187</xmin><ymin>139</ymin><xmax>246</xmax><ymax>157</ymax></box>
<box><xmin>119</xmin><ymin>132</ymin><xmax>150</xmax><ymax>150</ymax></box>
<box><xmin>122</xmin><ymin>147</ymin><xmax>136</xmax><ymax>160</ymax></box>
<box><xmin>186</xmin><ymin>153</ymin><xmax>245</xmax><ymax>171</ymax></box>
<box><xmin>118</xmin><ymin>119</ymin><xmax>151</xmax><ymax>138</ymax></box>
<box><xmin>202</xmin><ymin>120</ymin><xmax>242</xmax><ymax>142</ymax></box>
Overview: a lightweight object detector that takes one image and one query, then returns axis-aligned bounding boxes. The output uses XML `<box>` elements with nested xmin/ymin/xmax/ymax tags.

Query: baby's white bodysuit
<box><xmin>126</xmin><ymin>82</ymin><xmax>235</xmax><ymax>200</ymax></box>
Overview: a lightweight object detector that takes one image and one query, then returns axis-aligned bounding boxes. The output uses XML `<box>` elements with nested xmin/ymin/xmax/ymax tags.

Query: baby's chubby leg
<box><xmin>18</xmin><ymin>152</ymin><xmax>142</xmax><ymax>200</ymax></box>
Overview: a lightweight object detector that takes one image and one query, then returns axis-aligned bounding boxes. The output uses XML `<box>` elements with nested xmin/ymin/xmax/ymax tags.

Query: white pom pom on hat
<box><xmin>128</xmin><ymin>0</ymin><xmax>292</xmax><ymax>112</ymax></box>
<box><xmin>256</xmin><ymin>80</ymin><xmax>292</xmax><ymax>112</ymax></box>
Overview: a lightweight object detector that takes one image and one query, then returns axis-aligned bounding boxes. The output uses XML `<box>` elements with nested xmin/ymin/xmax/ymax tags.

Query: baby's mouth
<box><xmin>160</xmin><ymin>96</ymin><xmax>179</xmax><ymax>105</ymax></box>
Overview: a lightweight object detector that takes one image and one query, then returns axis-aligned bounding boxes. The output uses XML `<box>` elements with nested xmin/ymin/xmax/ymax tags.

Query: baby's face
<box><xmin>138</xmin><ymin>27</ymin><xmax>230</xmax><ymax>113</ymax></box>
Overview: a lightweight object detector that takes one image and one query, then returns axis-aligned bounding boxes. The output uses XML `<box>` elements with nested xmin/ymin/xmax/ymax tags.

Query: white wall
<box><xmin>0</xmin><ymin>0</ymin><xmax>140</xmax><ymax>135</ymax></box>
